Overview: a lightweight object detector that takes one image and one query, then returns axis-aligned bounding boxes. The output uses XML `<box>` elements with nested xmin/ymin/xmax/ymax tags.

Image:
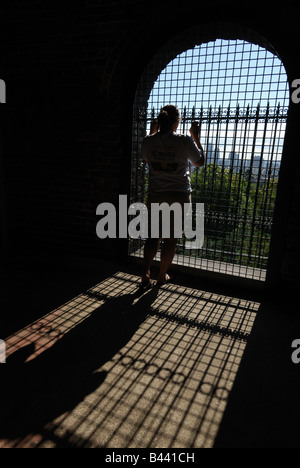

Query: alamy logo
<box><xmin>292</xmin><ymin>79</ymin><xmax>300</xmax><ymax>104</ymax></box>
<box><xmin>0</xmin><ymin>340</ymin><xmax>6</xmax><ymax>364</ymax></box>
<box><xmin>0</xmin><ymin>79</ymin><xmax>6</xmax><ymax>104</ymax></box>
<box><xmin>291</xmin><ymin>339</ymin><xmax>300</xmax><ymax>364</ymax></box>
<box><xmin>96</xmin><ymin>195</ymin><xmax>204</xmax><ymax>249</ymax></box>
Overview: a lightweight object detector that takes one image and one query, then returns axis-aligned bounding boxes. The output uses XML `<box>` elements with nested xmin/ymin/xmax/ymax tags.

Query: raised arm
<box><xmin>150</xmin><ymin>119</ymin><xmax>159</xmax><ymax>135</ymax></box>
<box><xmin>189</xmin><ymin>121</ymin><xmax>205</xmax><ymax>167</ymax></box>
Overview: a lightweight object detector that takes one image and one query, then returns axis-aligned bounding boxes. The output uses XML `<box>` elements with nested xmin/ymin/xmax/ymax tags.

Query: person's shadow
<box><xmin>0</xmin><ymin>284</ymin><xmax>160</xmax><ymax>446</ymax></box>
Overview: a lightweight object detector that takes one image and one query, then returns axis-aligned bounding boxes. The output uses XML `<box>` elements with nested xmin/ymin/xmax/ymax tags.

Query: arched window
<box><xmin>130</xmin><ymin>24</ymin><xmax>289</xmax><ymax>283</ymax></box>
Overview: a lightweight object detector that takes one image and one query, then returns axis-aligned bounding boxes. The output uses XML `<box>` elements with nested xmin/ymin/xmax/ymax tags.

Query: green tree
<box><xmin>189</xmin><ymin>164</ymin><xmax>278</xmax><ymax>268</ymax></box>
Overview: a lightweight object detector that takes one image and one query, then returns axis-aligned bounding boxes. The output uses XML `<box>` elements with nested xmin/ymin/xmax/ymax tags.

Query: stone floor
<box><xmin>0</xmin><ymin>255</ymin><xmax>299</xmax><ymax>448</ymax></box>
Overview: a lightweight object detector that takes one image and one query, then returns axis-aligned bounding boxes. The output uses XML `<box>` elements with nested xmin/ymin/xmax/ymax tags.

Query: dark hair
<box><xmin>157</xmin><ymin>105</ymin><xmax>180</xmax><ymax>134</ymax></box>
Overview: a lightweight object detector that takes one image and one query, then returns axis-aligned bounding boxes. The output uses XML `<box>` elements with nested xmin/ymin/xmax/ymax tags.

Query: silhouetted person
<box><xmin>141</xmin><ymin>105</ymin><xmax>205</xmax><ymax>288</ymax></box>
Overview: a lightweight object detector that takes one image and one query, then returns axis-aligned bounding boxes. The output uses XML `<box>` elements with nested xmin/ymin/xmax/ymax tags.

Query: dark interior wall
<box><xmin>1</xmin><ymin>0</ymin><xmax>300</xmax><ymax>293</ymax></box>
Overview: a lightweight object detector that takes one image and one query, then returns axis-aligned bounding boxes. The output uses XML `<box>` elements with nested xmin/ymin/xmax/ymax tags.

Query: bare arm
<box><xmin>142</xmin><ymin>119</ymin><xmax>158</xmax><ymax>163</ymax></box>
<box><xmin>150</xmin><ymin>119</ymin><xmax>159</xmax><ymax>135</ymax></box>
<box><xmin>189</xmin><ymin>121</ymin><xmax>205</xmax><ymax>167</ymax></box>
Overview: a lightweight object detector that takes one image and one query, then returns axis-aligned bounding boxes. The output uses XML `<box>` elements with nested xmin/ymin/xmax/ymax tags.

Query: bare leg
<box><xmin>157</xmin><ymin>238</ymin><xmax>177</xmax><ymax>284</ymax></box>
<box><xmin>142</xmin><ymin>237</ymin><xmax>161</xmax><ymax>284</ymax></box>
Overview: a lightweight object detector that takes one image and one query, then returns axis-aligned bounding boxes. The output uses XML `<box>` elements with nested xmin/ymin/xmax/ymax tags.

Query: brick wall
<box><xmin>1</xmin><ymin>0</ymin><xmax>300</xmax><ymax>292</ymax></box>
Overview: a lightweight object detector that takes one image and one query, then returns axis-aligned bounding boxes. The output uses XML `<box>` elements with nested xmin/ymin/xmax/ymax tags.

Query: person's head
<box><xmin>157</xmin><ymin>105</ymin><xmax>180</xmax><ymax>134</ymax></box>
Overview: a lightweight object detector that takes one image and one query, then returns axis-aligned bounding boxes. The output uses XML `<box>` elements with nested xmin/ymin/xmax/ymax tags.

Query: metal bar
<box><xmin>221</xmin><ymin>105</ymin><xmax>240</xmax><ymax>263</ymax></box>
<box><xmin>238</xmin><ymin>104</ymin><xmax>260</xmax><ymax>265</ymax></box>
<box><xmin>247</xmin><ymin>104</ymin><xmax>270</xmax><ymax>263</ymax></box>
<box><xmin>211</xmin><ymin>106</ymin><xmax>222</xmax><ymax>258</ymax></box>
<box><xmin>257</xmin><ymin>104</ymin><xmax>280</xmax><ymax>265</ymax></box>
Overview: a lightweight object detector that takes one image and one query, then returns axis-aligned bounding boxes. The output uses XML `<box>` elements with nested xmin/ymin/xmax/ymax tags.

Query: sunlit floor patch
<box><xmin>0</xmin><ymin>272</ymin><xmax>260</xmax><ymax>448</ymax></box>
<box><xmin>4</xmin><ymin>272</ymin><xmax>139</xmax><ymax>363</ymax></box>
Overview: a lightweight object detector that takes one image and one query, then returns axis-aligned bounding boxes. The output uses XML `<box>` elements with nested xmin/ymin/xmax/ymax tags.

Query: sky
<box><xmin>146</xmin><ymin>39</ymin><xmax>289</xmax><ymax>162</ymax></box>
<box><xmin>148</xmin><ymin>39</ymin><xmax>289</xmax><ymax>111</ymax></box>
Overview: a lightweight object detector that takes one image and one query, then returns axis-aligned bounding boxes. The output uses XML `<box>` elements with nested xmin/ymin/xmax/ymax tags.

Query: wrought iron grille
<box><xmin>129</xmin><ymin>38</ymin><xmax>289</xmax><ymax>281</ymax></box>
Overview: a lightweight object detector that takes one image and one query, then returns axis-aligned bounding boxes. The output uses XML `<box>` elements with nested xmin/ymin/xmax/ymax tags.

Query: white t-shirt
<box><xmin>141</xmin><ymin>131</ymin><xmax>202</xmax><ymax>193</ymax></box>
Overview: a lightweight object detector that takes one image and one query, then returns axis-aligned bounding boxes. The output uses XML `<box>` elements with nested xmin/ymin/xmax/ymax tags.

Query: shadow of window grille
<box><xmin>1</xmin><ymin>272</ymin><xmax>260</xmax><ymax>448</ymax></box>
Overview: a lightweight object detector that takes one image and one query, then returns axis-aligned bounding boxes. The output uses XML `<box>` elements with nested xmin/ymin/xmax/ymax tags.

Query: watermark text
<box><xmin>291</xmin><ymin>339</ymin><xmax>300</xmax><ymax>364</ymax></box>
<box><xmin>0</xmin><ymin>339</ymin><xmax>6</xmax><ymax>364</ymax></box>
<box><xmin>0</xmin><ymin>79</ymin><xmax>6</xmax><ymax>103</ymax></box>
<box><xmin>96</xmin><ymin>195</ymin><xmax>204</xmax><ymax>249</ymax></box>
<box><xmin>291</xmin><ymin>79</ymin><xmax>300</xmax><ymax>104</ymax></box>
